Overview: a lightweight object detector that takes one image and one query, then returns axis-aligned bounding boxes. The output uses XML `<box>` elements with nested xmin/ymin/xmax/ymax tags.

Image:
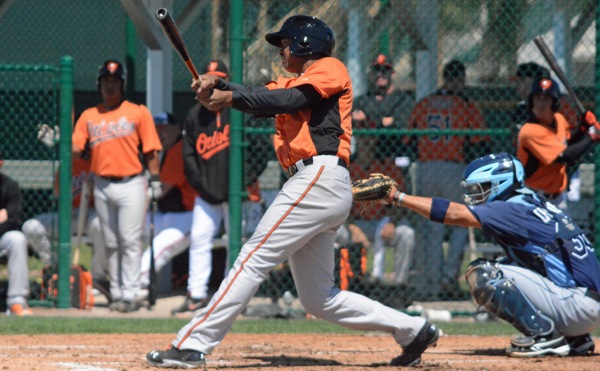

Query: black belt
<box><xmin>98</xmin><ymin>173</ymin><xmax>141</xmax><ymax>182</ymax></box>
<box><xmin>585</xmin><ymin>289</ymin><xmax>600</xmax><ymax>302</ymax></box>
<box><xmin>287</xmin><ymin>157</ymin><xmax>347</xmax><ymax>177</ymax></box>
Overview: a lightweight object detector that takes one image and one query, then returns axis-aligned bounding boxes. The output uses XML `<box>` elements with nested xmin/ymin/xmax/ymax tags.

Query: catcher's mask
<box><xmin>461</xmin><ymin>152</ymin><xmax>524</xmax><ymax>206</ymax></box>
<box><xmin>265</xmin><ymin>15</ymin><xmax>335</xmax><ymax>57</ymax></box>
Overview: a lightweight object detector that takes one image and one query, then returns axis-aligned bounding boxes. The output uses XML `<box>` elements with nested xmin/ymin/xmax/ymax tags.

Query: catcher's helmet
<box><xmin>461</xmin><ymin>152</ymin><xmax>524</xmax><ymax>206</ymax></box>
<box><xmin>265</xmin><ymin>15</ymin><xmax>335</xmax><ymax>57</ymax></box>
<box><xmin>96</xmin><ymin>60</ymin><xmax>126</xmax><ymax>90</ymax></box>
<box><xmin>527</xmin><ymin>77</ymin><xmax>560</xmax><ymax>112</ymax></box>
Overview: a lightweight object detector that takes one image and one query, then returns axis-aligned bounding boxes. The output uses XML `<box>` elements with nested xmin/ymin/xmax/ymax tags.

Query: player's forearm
<box><xmin>386</xmin><ymin>187</ymin><xmax>481</xmax><ymax>228</ymax></box>
<box><xmin>145</xmin><ymin>151</ymin><xmax>160</xmax><ymax>177</ymax></box>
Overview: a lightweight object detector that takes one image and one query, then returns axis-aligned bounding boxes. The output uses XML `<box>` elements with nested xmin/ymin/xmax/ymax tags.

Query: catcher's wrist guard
<box><xmin>430</xmin><ymin>197</ymin><xmax>450</xmax><ymax>222</ymax></box>
<box><xmin>392</xmin><ymin>191</ymin><xmax>405</xmax><ymax>206</ymax></box>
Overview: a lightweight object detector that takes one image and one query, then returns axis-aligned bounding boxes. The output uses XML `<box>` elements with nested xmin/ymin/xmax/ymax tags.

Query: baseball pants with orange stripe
<box><xmin>170</xmin><ymin>155</ymin><xmax>427</xmax><ymax>353</ymax></box>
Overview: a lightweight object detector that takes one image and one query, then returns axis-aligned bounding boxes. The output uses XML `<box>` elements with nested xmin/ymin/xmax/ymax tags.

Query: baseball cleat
<box><xmin>147</xmin><ymin>345</ymin><xmax>206</xmax><ymax>368</ymax></box>
<box><xmin>507</xmin><ymin>331</ymin><xmax>570</xmax><ymax>357</ymax></box>
<box><xmin>391</xmin><ymin>321</ymin><xmax>439</xmax><ymax>367</ymax></box>
<box><xmin>171</xmin><ymin>296</ymin><xmax>209</xmax><ymax>315</ymax></box>
<box><xmin>566</xmin><ymin>334</ymin><xmax>595</xmax><ymax>356</ymax></box>
<box><xmin>7</xmin><ymin>303</ymin><xmax>33</xmax><ymax>317</ymax></box>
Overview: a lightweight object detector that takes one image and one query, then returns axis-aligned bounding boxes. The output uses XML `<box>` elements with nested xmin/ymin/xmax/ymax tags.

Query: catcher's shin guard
<box><xmin>465</xmin><ymin>260</ymin><xmax>555</xmax><ymax>338</ymax></box>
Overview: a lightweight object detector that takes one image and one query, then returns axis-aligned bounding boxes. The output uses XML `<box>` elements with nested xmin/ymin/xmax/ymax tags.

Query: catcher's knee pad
<box><xmin>465</xmin><ymin>260</ymin><xmax>554</xmax><ymax>337</ymax></box>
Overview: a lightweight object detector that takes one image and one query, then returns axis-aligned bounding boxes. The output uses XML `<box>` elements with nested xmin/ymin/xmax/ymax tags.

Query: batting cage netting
<box><xmin>1</xmin><ymin>0</ymin><xmax>599</xmax><ymax>312</ymax></box>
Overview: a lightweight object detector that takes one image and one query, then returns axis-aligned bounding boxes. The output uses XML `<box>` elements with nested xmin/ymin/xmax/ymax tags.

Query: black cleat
<box><xmin>147</xmin><ymin>345</ymin><xmax>206</xmax><ymax>368</ymax></box>
<box><xmin>566</xmin><ymin>334</ymin><xmax>595</xmax><ymax>356</ymax></box>
<box><xmin>391</xmin><ymin>321</ymin><xmax>440</xmax><ymax>367</ymax></box>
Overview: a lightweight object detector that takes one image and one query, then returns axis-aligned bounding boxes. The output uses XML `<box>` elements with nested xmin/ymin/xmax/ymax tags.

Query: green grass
<box><xmin>1</xmin><ymin>317</ymin><xmax>599</xmax><ymax>337</ymax></box>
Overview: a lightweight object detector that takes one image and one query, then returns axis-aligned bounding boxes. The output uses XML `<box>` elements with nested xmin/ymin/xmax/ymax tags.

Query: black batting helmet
<box><xmin>527</xmin><ymin>77</ymin><xmax>560</xmax><ymax>112</ymax></box>
<box><xmin>265</xmin><ymin>15</ymin><xmax>335</xmax><ymax>57</ymax></box>
<box><xmin>96</xmin><ymin>60</ymin><xmax>126</xmax><ymax>90</ymax></box>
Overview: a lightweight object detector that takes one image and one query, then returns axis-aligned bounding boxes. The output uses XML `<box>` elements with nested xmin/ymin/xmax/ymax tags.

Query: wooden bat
<box><xmin>147</xmin><ymin>198</ymin><xmax>158</xmax><ymax>308</ymax></box>
<box><xmin>155</xmin><ymin>8</ymin><xmax>200</xmax><ymax>79</ymax></box>
<box><xmin>533</xmin><ymin>35</ymin><xmax>586</xmax><ymax>114</ymax></box>
<box><xmin>72</xmin><ymin>176</ymin><xmax>91</xmax><ymax>265</ymax></box>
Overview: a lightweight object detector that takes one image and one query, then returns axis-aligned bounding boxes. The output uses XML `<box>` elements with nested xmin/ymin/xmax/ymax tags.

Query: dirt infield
<box><xmin>1</xmin><ymin>333</ymin><xmax>597</xmax><ymax>370</ymax></box>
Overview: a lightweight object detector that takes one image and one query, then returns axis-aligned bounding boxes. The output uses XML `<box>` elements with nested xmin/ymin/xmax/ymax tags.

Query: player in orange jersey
<box><xmin>72</xmin><ymin>60</ymin><xmax>162</xmax><ymax>313</ymax></box>
<box><xmin>517</xmin><ymin>77</ymin><xmax>599</xmax><ymax>210</ymax></box>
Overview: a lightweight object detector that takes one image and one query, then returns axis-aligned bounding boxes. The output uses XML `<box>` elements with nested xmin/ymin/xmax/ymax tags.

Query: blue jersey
<box><xmin>469</xmin><ymin>192</ymin><xmax>600</xmax><ymax>291</ymax></box>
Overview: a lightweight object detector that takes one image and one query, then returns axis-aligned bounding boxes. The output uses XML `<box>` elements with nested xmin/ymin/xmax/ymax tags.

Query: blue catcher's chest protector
<box><xmin>472</xmin><ymin>193</ymin><xmax>600</xmax><ymax>290</ymax></box>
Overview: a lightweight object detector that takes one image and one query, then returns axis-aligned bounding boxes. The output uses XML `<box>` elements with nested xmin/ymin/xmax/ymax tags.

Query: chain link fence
<box><xmin>1</xmin><ymin>0</ymin><xmax>598</xmax><ymax>311</ymax></box>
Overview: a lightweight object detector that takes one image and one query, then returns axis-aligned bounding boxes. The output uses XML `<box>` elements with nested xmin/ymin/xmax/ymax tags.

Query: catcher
<box><xmin>353</xmin><ymin>153</ymin><xmax>600</xmax><ymax>357</ymax></box>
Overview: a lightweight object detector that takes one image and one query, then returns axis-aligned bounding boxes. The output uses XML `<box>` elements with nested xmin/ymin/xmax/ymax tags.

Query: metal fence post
<box><xmin>228</xmin><ymin>0</ymin><xmax>244</xmax><ymax>266</ymax></box>
<box><xmin>57</xmin><ymin>55</ymin><xmax>73</xmax><ymax>308</ymax></box>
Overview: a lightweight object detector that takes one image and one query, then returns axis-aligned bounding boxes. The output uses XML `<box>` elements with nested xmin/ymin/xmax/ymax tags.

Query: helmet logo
<box><xmin>207</xmin><ymin>61</ymin><xmax>218</xmax><ymax>73</ymax></box>
<box><xmin>107</xmin><ymin>62</ymin><xmax>119</xmax><ymax>73</ymax></box>
<box><xmin>540</xmin><ymin>78</ymin><xmax>552</xmax><ymax>90</ymax></box>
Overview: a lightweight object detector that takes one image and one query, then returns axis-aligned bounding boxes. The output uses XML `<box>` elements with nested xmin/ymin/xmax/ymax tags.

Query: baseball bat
<box><xmin>72</xmin><ymin>177</ymin><xmax>91</xmax><ymax>266</ymax></box>
<box><xmin>533</xmin><ymin>35</ymin><xmax>586</xmax><ymax>114</ymax></box>
<box><xmin>148</xmin><ymin>198</ymin><xmax>157</xmax><ymax>308</ymax></box>
<box><xmin>155</xmin><ymin>8</ymin><xmax>200</xmax><ymax>79</ymax></box>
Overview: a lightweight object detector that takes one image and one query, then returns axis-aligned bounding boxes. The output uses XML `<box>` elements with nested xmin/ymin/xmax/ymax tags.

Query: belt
<box><xmin>98</xmin><ymin>173</ymin><xmax>141</xmax><ymax>182</ymax></box>
<box><xmin>287</xmin><ymin>157</ymin><xmax>347</xmax><ymax>177</ymax></box>
<box><xmin>584</xmin><ymin>289</ymin><xmax>600</xmax><ymax>302</ymax></box>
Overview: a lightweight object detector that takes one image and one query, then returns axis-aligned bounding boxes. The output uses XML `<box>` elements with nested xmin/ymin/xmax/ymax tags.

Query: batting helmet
<box><xmin>265</xmin><ymin>15</ymin><xmax>335</xmax><ymax>57</ymax></box>
<box><xmin>461</xmin><ymin>152</ymin><xmax>525</xmax><ymax>206</ymax></box>
<box><xmin>96</xmin><ymin>60</ymin><xmax>127</xmax><ymax>90</ymax></box>
<box><xmin>527</xmin><ymin>77</ymin><xmax>560</xmax><ymax>112</ymax></box>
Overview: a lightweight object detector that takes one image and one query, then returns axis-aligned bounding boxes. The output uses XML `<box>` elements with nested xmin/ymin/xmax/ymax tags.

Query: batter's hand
<box><xmin>580</xmin><ymin>111</ymin><xmax>600</xmax><ymax>131</ymax></box>
<box><xmin>147</xmin><ymin>176</ymin><xmax>163</xmax><ymax>201</ymax></box>
<box><xmin>191</xmin><ymin>74</ymin><xmax>218</xmax><ymax>99</ymax></box>
<box><xmin>197</xmin><ymin>89</ymin><xmax>233</xmax><ymax>112</ymax></box>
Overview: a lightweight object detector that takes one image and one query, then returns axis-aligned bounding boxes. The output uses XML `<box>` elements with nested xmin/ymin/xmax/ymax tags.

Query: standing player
<box><xmin>147</xmin><ymin>15</ymin><xmax>439</xmax><ymax>368</ymax></box>
<box><xmin>0</xmin><ymin>152</ymin><xmax>31</xmax><ymax>316</ymax></box>
<box><xmin>169</xmin><ymin>59</ymin><xmax>232</xmax><ymax>315</ymax></box>
<box><xmin>72</xmin><ymin>60</ymin><xmax>162</xmax><ymax>313</ymax></box>
<box><xmin>365</xmin><ymin>152</ymin><xmax>599</xmax><ymax>356</ymax></box>
<box><xmin>407</xmin><ymin>60</ymin><xmax>488</xmax><ymax>296</ymax></box>
<box><xmin>139</xmin><ymin>112</ymin><xmax>196</xmax><ymax>292</ymax></box>
<box><xmin>516</xmin><ymin>77</ymin><xmax>599</xmax><ymax>210</ymax></box>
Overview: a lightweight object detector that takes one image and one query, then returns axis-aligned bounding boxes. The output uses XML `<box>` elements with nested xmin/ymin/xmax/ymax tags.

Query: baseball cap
<box><xmin>204</xmin><ymin>59</ymin><xmax>229</xmax><ymax>79</ymax></box>
<box><xmin>443</xmin><ymin>60</ymin><xmax>466</xmax><ymax>79</ymax></box>
<box><xmin>512</xmin><ymin>62</ymin><xmax>550</xmax><ymax>80</ymax></box>
<box><xmin>153</xmin><ymin>112</ymin><xmax>177</xmax><ymax>126</ymax></box>
<box><xmin>370</xmin><ymin>54</ymin><xmax>393</xmax><ymax>75</ymax></box>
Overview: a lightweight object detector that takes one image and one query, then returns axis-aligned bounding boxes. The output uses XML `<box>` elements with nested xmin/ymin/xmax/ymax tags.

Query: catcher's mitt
<box><xmin>352</xmin><ymin>173</ymin><xmax>397</xmax><ymax>203</ymax></box>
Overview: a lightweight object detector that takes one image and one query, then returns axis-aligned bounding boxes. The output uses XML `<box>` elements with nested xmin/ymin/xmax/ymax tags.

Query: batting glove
<box><xmin>580</xmin><ymin>111</ymin><xmax>600</xmax><ymax>131</ymax></box>
<box><xmin>37</xmin><ymin>123</ymin><xmax>60</xmax><ymax>148</ymax></box>
<box><xmin>589</xmin><ymin>126</ymin><xmax>600</xmax><ymax>141</ymax></box>
<box><xmin>147</xmin><ymin>175</ymin><xmax>163</xmax><ymax>201</ymax></box>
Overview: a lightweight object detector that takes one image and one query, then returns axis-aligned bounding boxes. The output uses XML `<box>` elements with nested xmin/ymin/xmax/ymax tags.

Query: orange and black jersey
<box><xmin>517</xmin><ymin>113</ymin><xmax>594</xmax><ymax>194</ymax></box>
<box><xmin>215</xmin><ymin>57</ymin><xmax>352</xmax><ymax>170</ymax></box>
<box><xmin>182</xmin><ymin>103</ymin><xmax>230</xmax><ymax>205</ymax></box>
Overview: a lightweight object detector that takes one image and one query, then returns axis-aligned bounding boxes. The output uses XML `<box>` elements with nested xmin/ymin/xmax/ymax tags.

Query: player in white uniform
<box><xmin>147</xmin><ymin>15</ymin><xmax>439</xmax><ymax>369</ymax></box>
<box><xmin>377</xmin><ymin>152</ymin><xmax>599</xmax><ymax>357</ymax></box>
<box><xmin>0</xmin><ymin>152</ymin><xmax>31</xmax><ymax>316</ymax></box>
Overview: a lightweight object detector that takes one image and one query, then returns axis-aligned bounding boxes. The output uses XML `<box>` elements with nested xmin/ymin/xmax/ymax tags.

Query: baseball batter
<box><xmin>147</xmin><ymin>15</ymin><xmax>438</xmax><ymax>369</ymax></box>
<box><xmin>72</xmin><ymin>60</ymin><xmax>162</xmax><ymax>313</ymax></box>
<box><xmin>517</xmin><ymin>77</ymin><xmax>598</xmax><ymax>209</ymax></box>
<box><xmin>375</xmin><ymin>152</ymin><xmax>599</xmax><ymax>357</ymax></box>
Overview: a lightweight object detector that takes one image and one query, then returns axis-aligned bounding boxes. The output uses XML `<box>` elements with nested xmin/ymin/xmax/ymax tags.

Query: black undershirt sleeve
<box><xmin>556</xmin><ymin>134</ymin><xmax>594</xmax><ymax>164</ymax></box>
<box><xmin>215</xmin><ymin>80</ymin><xmax>322</xmax><ymax>115</ymax></box>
